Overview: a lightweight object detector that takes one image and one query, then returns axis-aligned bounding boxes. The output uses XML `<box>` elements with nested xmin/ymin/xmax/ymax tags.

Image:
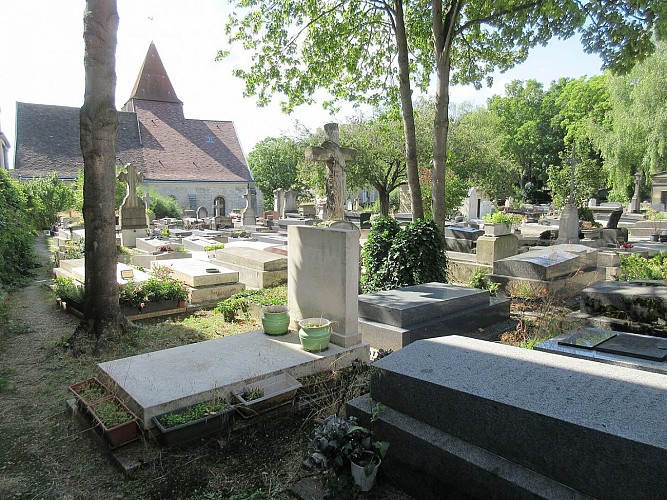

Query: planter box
<box><xmin>233</xmin><ymin>373</ymin><xmax>302</xmax><ymax>419</ymax></box>
<box><xmin>483</xmin><ymin>223</ymin><xmax>511</xmax><ymax>236</ymax></box>
<box><xmin>68</xmin><ymin>377</ymin><xmax>111</xmax><ymax>411</ymax></box>
<box><xmin>152</xmin><ymin>403</ymin><xmax>235</xmax><ymax>447</ymax></box>
<box><xmin>89</xmin><ymin>396</ymin><xmax>139</xmax><ymax>448</ymax></box>
<box><xmin>121</xmin><ymin>299</ymin><xmax>179</xmax><ymax>316</ymax></box>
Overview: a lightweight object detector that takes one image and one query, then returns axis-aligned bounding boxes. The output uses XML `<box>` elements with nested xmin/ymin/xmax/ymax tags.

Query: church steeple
<box><xmin>126</xmin><ymin>42</ymin><xmax>181</xmax><ymax>104</ymax></box>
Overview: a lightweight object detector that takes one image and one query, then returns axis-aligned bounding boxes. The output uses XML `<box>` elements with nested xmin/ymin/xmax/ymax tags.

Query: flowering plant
<box><xmin>119</xmin><ymin>276</ymin><xmax>188</xmax><ymax>310</ymax></box>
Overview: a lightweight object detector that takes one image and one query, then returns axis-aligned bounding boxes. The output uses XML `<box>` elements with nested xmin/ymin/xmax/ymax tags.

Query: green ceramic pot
<box><xmin>261</xmin><ymin>305</ymin><xmax>290</xmax><ymax>336</ymax></box>
<box><xmin>298</xmin><ymin>318</ymin><xmax>331</xmax><ymax>352</ymax></box>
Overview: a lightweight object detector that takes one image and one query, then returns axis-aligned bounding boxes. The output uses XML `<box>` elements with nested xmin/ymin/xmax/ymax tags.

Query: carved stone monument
<box><xmin>274</xmin><ymin>188</ymin><xmax>286</xmax><ymax>218</ymax></box>
<box><xmin>118</xmin><ymin>163</ymin><xmax>149</xmax><ymax>247</ymax></box>
<box><xmin>630</xmin><ymin>172</ymin><xmax>643</xmax><ymax>213</ymax></box>
<box><xmin>305</xmin><ymin>123</ymin><xmax>356</xmax><ymax>220</ymax></box>
<box><xmin>241</xmin><ymin>184</ymin><xmax>256</xmax><ymax>226</ymax></box>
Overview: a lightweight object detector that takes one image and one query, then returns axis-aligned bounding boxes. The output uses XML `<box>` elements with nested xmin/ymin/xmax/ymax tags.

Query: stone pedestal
<box><xmin>288</xmin><ymin>225</ymin><xmax>361</xmax><ymax>347</ymax></box>
<box><xmin>475</xmin><ymin>234</ymin><xmax>518</xmax><ymax>266</ymax></box>
<box><xmin>556</xmin><ymin>204</ymin><xmax>579</xmax><ymax>244</ymax></box>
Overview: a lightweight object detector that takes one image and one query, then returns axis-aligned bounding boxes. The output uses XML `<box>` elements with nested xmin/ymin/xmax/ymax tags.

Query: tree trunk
<box><xmin>77</xmin><ymin>0</ymin><xmax>132</xmax><ymax>354</ymax></box>
<box><xmin>394</xmin><ymin>0</ymin><xmax>423</xmax><ymax>221</ymax></box>
<box><xmin>378</xmin><ymin>188</ymin><xmax>390</xmax><ymax>217</ymax></box>
<box><xmin>432</xmin><ymin>0</ymin><xmax>461</xmax><ymax>234</ymax></box>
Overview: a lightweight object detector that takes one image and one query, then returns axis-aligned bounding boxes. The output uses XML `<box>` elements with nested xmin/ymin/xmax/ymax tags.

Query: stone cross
<box><xmin>143</xmin><ymin>192</ymin><xmax>152</xmax><ymax>210</ymax></box>
<box><xmin>118</xmin><ymin>163</ymin><xmax>144</xmax><ymax>208</ymax></box>
<box><xmin>305</xmin><ymin>123</ymin><xmax>356</xmax><ymax>220</ymax></box>
<box><xmin>631</xmin><ymin>172</ymin><xmax>643</xmax><ymax>213</ymax></box>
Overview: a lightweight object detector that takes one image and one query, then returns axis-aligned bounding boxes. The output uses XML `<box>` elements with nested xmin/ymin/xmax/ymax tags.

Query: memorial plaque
<box><xmin>558</xmin><ymin>329</ymin><xmax>617</xmax><ymax>349</ymax></box>
<box><xmin>595</xmin><ymin>334</ymin><xmax>667</xmax><ymax>362</ymax></box>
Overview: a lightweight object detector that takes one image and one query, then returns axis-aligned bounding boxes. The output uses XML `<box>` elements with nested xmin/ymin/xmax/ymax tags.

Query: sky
<box><xmin>0</xmin><ymin>0</ymin><xmax>605</xmax><ymax>169</ymax></box>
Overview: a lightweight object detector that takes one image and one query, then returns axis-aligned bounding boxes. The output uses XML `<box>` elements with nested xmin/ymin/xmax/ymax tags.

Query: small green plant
<box><xmin>204</xmin><ymin>243</ymin><xmax>226</xmax><ymax>252</ymax></box>
<box><xmin>53</xmin><ymin>276</ymin><xmax>85</xmax><ymax>303</ymax></box>
<box><xmin>468</xmin><ymin>268</ymin><xmax>500</xmax><ymax>296</ymax></box>
<box><xmin>483</xmin><ymin>211</ymin><xmax>514</xmax><ymax>227</ymax></box>
<box><xmin>645</xmin><ymin>207</ymin><xmax>667</xmax><ymax>221</ymax></box>
<box><xmin>617</xmin><ymin>252</ymin><xmax>667</xmax><ymax>281</ymax></box>
<box><xmin>506</xmin><ymin>280</ymin><xmax>548</xmax><ymax>299</ymax></box>
<box><xmin>158</xmin><ymin>400</ymin><xmax>230</xmax><ymax>428</ymax></box>
<box><xmin>160</xmin><ymin>227</ymin><xmax>170</xmax><ymax>237</ymax></box>
<box><xmin>119</xmin><ymin>275</ymin><xmax>188</xmax><ymax>309</ymax></box>
<box><xmin>93</xmin><ymin>399</ymin><xmax>133</xmax><ymax>428</ymax></box>
<box><xmin>214</xmin><ymin>287</ymin><xmax>287</xmax><ymax>321</ymax></box>
<box><xmin>63</xmin><ymin>238</ymin><xmax>85</xmax><ymax>259</ymax></box>
<box><xmin>242</xmin><ymin>386</ymin><xmax>265</xmax><ymax>401</ymax></box>
<box><xmin>74</xmin><ymin>381</ymin><xmax>109</xmax><ymax>404</ymax></box>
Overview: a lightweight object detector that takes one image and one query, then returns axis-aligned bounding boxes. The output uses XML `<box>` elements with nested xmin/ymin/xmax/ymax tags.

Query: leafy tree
<box><xmin>248</xmin><ymin>136</ymin><xmax>303</xmax><ymax>210</ymax></box>
<box><xmin>0</xmin><ymin>170</ymin><xmax>38</xmax><ymax>288</ymax></box>
<box><xmin>76</xmin><ymin>0</ymin><xmax>132</xmax><ymax>354</ymax></box>
<box><xmin>594</xmin><ymin>42</ymin><xmax>667</xmax><ymax>199</ymax></box>
<box><xmin>340</xmin><ymin>112</ymin><xmax>408</xmax><ymax>216</ymax></box>
<box><xmin>144</xmin><ymin>190</ymin><xmax>183</xmax><ymax>219</ymax></box>
<box><xmin>71</xmin><ymin>167</ymin><xmax>126</xmax><ymax>212</ymax></box>
<box><xmin>22</xmin><ymin>173</ymin><xmax>75</xmax><ymax>229</ymax></box>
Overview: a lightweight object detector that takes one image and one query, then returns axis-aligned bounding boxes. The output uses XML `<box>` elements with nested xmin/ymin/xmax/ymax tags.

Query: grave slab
<box><xmin>55</xmin><ymin>259</ymin><xmax>151</xmax><ymax>284</ymax></box>
<box><xmin>98</xmin><ymin>330</ymin><xmax>369</xmax><ymax>428</ymax></box>
<box><xmin>493</xmin><ymin>244</ymin><xmax>598</xmax><ymax>281</ymax></box>
<box><xmin>151</xmin><ymin>259</ymin><xmax>238</xmax><ymax>288</ymax></box>
<box><xmin>212</xmin><ymin>246</ymin><xmax>288</xmax><ymax>289</ymax></box>
<box><xmin>579</xmin><ymin>280</ymin><xmax>667</xmax><ymax>324</ymax></box>
<box><xmin>181</xmin><ymin>236</ymin><xmax>220</xmax><ymax>252</ymax></box>
<box><xmin>350</xmin><ymin>335</ymin><xmax>667</xmax><ymax>500</ymax></box>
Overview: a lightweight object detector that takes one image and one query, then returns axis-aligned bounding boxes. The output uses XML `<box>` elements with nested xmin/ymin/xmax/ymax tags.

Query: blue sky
<box><xmin>0</xmin><ymin>0</ymin><xmax>604</xmax><ymax>168</ymax></box>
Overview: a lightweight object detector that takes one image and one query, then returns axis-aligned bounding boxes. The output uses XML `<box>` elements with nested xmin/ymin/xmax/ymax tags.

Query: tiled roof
<box><xmin>13</xmin><ymin>102</ymin><xmax>144</xmax><ymax>179</ymax></box>
<box><xmin>127</xmin><ymin>42</ymin><xmax>181</xmax><ymax>104</ymax></box>
<box><xmin>133</xmin><ymin>100</ymin><xmax>251</xmax><ymax>182</ymax></box>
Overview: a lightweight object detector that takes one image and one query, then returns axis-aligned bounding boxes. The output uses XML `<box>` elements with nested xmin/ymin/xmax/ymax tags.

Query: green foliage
<box><xmin>71</xmin><ymin>167</ymin><xmax>126</xmax><ymax>212</ymax></box>
<box><xmin>158</xmin><ymin>400</ymin><xmax>231</xmax><ymax>428</ymax></box>
<box><xmin>145</xmin><ymin>191</ymin><xmax>183</xmax><ymax>219</ymax></box>
<box><xmin>360</xmin><ymin>216</ymin><xmax>401</xmax><ymax>294</ymax></box>
<box><xmin>483</xmin><ymin>211</ymin><xmax>514</xmax><ymax>227</ymax></box>
<box><xmin>119</xmin><ymin>274</ymin><xmax>188</xmax><ymax>309</ymax></box>
<box><xmin>248</xmin><ymin>136</ymin><xmax>303</xmax><ymax>209</ymax></box>
<box><xmin>241</xmin><ymin>386</ymin><xmax>265</xmax><ymax>401</ymax></box>
<box><xmin>0</xmin><ymin>169</ymin><xmax>38</xmax><ymax>288</ymax></box>
<box><xmin>21</xmin><ymin>173</ymin><xmax>75</xmax><ymax>229</ymax></box>
<box><xmin>617</xmin><ymin>252</ymin><xmax>667</xmax><ymax>281</ymax></box>
<box><xmin>204</xmin><ymin>244</ymin><xmax>226</xmax><ymax>252</ymax></box>
<box><xmin>63</xmin><ymin>239</ymin><xmax>85</xmax><ymax>259</ymax></box>
<box><xmin>646</xmin><ymin>207</ymin><xmax>667</xmax><ymax>221</ymax></box>
<box><xmin>53</xmin><ymin>277</ymin><xmax>86</xmax><ymax>303</ymax></box>
<box><xmin>214</xmin><ymin>287</ymin><xmax>287</xmax><ymax>322</ymax></box>
<box><xmin>362</xmin><ymin>218</ymin><xmax>447</xmax><ymax>293</ymax></box>
<box><xmin>469</xmin><ymin>268</ymin><xmax>499</xmax><ymax>297</ymax></box>
<box><xmin>92</xmin><ymin>399</ymin><xmax>133</xmax><ymax>428</ymax></box>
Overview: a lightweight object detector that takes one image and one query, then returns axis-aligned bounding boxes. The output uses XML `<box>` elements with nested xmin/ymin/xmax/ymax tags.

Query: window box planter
<box><xmin>89</xmin><ymin>396</ymin><xmax>139</xmax><ymax>448</ymax></box>
<box><xmin>232</xmin><ymin>373</ymin><xmax>301</xmax><ymax>419</ymax></box>
<box><xmin>483</xmin><ymin>222</ymin><xmax>511</xmax><ymax>236</ymax></box>
<box><xmin>152</xmin><ymin>401</ymin><xmax>235</xmax><ymax>447</ymax></box>
<box><xmin>68</xmin><ymin>377</ymin><xmax>111</xmax><ymax>412</ymax></box>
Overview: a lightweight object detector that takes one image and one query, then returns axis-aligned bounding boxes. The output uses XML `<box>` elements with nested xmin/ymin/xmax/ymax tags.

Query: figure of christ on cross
<box><xmin>305</xmin><ymin>123</ymin><xmax>356</xmax><ymax>220</ymax></box>
<box><xmin>118</xmin><ymin>163</ymin><xmax>145</xmax><ymax>209</ymax></box>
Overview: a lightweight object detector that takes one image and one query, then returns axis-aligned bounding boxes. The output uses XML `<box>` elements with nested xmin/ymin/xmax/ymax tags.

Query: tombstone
<box><xmin>555</xmin><ymin>204</ymin><xmax>579</xmax><ymax>244</ymax></box>
<box><xmin>273</xmin><ymin>188</ymin><xmax>286</xmax><ymax>218</ymax></box>
<box><xmin>347</xmin><ymin>335</ymin><xmax>667</xmax><ymax>500</ymax></box>
<box><xmin>357</xmin><ymin>282</ymin><xmax>512</xmax><ymax>351</ymax></box>
<box><xmin>305</xmin><ymin>123</ymin><xmax>356</xmax><ymax>220</ymax></box>
<box><xmin>241</xmin><ymin>184</ymin><xmax>256</xmax><ymax>226</ymax></box>
<box><xmin>630</xmin><ymin>172</ymin><xmax>643</xmax><ymax>213</ymax></box>
<box><xmin>284</xmin><ymin>190</ymin><xmax>298</xmax><ymax>214</ymax></box>
<box><xmin>606</xmin><ymin>208</ymin><xmax>623</xmax><ymax>229</ymax></box>
<box><xmin>118</xmin><ymin>163</ymin><xmax>149</xmax><ymax>247</ymax></box>
<box><xmin>398</xmin><ymin>185</ymin><xmax>411</xmax><ymax>214</ymax></box>
<box><xmin>288</xmin><ymin>225</ymin><xmax>362</xmax><ymax>347</ymax></box>
<box><xmin>212</xmin><ymin>246</ymin><xmax>287</xmax><ymax>288</ymax></box>
<box><xmin>196</xmin><ymin>206</ymin><xmax>208</xmax><ymax>219</ymax></box>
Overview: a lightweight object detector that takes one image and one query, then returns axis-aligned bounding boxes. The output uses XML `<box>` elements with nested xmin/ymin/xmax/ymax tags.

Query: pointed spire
<box><xmin>128</xmin><ymin>42</ymin><xmax>181</xmax><ymax>103</ymax></box>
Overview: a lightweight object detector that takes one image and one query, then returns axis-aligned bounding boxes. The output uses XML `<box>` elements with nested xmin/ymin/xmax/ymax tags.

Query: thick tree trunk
<box><xmin>378</xmin><ymin>188</ymin><xmax>390</xmax><ymax>217</ymax></box>
<box><xmin>77</xmin><ymin>0</ymin><xmax>132</xmax><ymax>353</ymax></box>
<box><xmin>394</xmin><ymin>0</ymin><xmax>424</xmax><ymax>221</ymax></box>
<box><xmin>432</xmin><ymin>0</ymin><xmax>461</xmax><ymax>234</ymax></box>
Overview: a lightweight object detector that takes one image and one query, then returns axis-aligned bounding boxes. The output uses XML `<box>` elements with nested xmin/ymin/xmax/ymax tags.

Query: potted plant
<box><xmin>306</xmin><ymin>415</ymin><xmax>389</xmax><ymax>493</ymax></box>
<box><xmin>482</xmin><ymin>211</ymin><xmax>513</xmax><ymax>236</ymax></box>
<box><xmin>232</xmin><ymin>372</ymin><xmax>301</xmax><ymax>418</ymax></box>
<box><xmin>261</xmin><ymin>305</ymin><xmax>290</xmax><ymax>336</ymax></box>
<box><xmin>152</xmin><ymin>398</ymin><xmax>235</xmax><ymax>447</ymax></box>
<box><xmin>89</xmin><ymin>396</ymin><xmax>139</xmax><ymax>448</ymax></box>
<box><xmin>118</xmin><ymin>275</ymin><xmax>188</xmax><ymax>314</ymax></box>
<box><xmin>298</xmin><ymin>317</ymin><xmax>332</xmax><ymax>352</ymax></box>
<box><xmin>68</xmin><ymin>377</ymin><xmax>111</xmax><ymax>411</ymax></box>
<box><xmin>204</xmin><ymin>243</ymin><xmax>225</xmax><ymax>259</ymax></box>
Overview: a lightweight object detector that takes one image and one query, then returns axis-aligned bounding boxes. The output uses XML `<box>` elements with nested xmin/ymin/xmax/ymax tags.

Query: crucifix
<box><xmin>118</xmin><ymin>163</ymin><xmax>144</xmax><ymax>208</ymax></box>
<box><xmin>305</xmin><ymin>123</ymin><xmax>356</xmax><ymax>220</ymax></box>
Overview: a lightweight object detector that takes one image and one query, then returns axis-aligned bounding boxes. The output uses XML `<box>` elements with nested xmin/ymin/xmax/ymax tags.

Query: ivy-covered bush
<box><xmin>361</xmin><ymin>218</ymin><xmax>447</xmax><ymax>293</ymax></box>
<box><xmin>0</xmin><ymin>170</ymin><xmax>39</xmax><ymax>288</ymax></box>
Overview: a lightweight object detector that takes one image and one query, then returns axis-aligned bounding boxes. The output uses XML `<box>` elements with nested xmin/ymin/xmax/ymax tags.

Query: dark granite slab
<box><xmin>595</xmin><ymin>334</ymin><xmax>667</xmax><ymax>361</ymax></box>
<box><xmin>558</xmin><ymin>329</ymin><xmax>617</xmax><ymax>349</ymax></box>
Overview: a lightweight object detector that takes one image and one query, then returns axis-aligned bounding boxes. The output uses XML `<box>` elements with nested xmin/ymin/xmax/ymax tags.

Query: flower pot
<box><xmin>484</xmin><ymin>223</ymin><xmax>511</xmax><ymax>236</ymax></box>
<box><xmin>152</xmin><ymin>401</ymin><xmax>235</xmax><ymax>447</ymax></box>
<box><xmin>232</xmin><ymin>372</ymin><xmax>301</xmax><ymax>419</ymax></box>
<box><xmin>350</xmin><ymin>453</ymin><xmax>381</xmax><ymax>492</ymax></box>
<box><xmin>89</xmin><ymin>396</ymin><xmax>139</xmax><ymax>448</ymax></box>
<box><xmin>261</xmin><ymin>305</ymin><xmax>290</xmax><ymax>336</ymax></box>
<box><xmin>298</xmin><ymin>318</ymin><xmax>331</xmax><ymax>352</ymax></box>
<box><xmin>68</xmin><ymin>377</ymin><xmax>111</xmax><ymax>412</ymax></box>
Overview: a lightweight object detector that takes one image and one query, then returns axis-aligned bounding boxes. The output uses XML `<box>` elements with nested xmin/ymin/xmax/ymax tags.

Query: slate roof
<box><xmin>12</xmin><ymin>43</ymin><xmax>252</xmax><ymax>183</ymax></box>
<box><xmin>13</xmin><ymin>102</ymin><xmax>144</xmax><ymax>179</ymax></box>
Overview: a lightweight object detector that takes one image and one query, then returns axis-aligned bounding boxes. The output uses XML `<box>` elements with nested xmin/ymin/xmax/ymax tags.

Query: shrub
<box><xmin>146</xmin><ymin>191</ymin><xmax>184</xmax><ymax>219</ymax></box>
<box><xmin>22</xmin><ymin>173</ymin><xmax>75</xmax><ymax>229</ymax></box>
<box><xmin>204</xmin><ymin>243</ymin><xmax>226</xmax><ymax>252</ymax></box>
<box><xmin>53</xmin><ymin>277</ymin><xmax>85</xmax><ymax>303</ymax></box>
<box><xmin>360</xmin><ymin>216</ymin><xmax>401</xmax><ymax>293</ymax></box>
<box><xmin>616</xmin><ymin>252</ymin><xmax>667</xmax><ymax>281</ymax></box>
<box><xmin>483</xmin><ymin>211</ymin><xmax>514</xmax><ymax>227</ymax></box>
<box><xmin>119</xmin><ymin>276</ymin><xmax>188</xmax><ymax>309</ymax></box>
<box><xmin>214</xmin><ymin>287</ymin><xmax>287</xmax><ymax>321</ymax></box>
<box><xmin>468</xmin><ymin>268</ymin><xmax>499</xmax><ymax>296</ymax></box>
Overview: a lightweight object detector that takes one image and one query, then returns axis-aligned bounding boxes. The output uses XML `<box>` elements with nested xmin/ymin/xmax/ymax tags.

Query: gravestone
<box><xmin>241</xmin><ymin>184</ymin><xmax>256</xmax><ymax>226</ymax></box>
<box><xmin>347</xmin><ymin>336</ymin><xmax>667</xmax><ymax>500</ymax></box>
<box><xmin>606</xmin><ymin>208</ymin><xmax>623</xmax><ymax>229</ymax></box>
<box><xmin>555</xmin><ymin>204</ymin><xmax>579</xmax><ymax>244</ymax></box>
<box><xmin>273</xmin><ymin>188</ymin><xmax>286</xmax><ymax>218</ymax></box>
<box><xmin>630</xmin><ymin>172</ymin><xmax>643</xmax><ymax>213</ymax></box>
<box><xmin>305</xmin><ymin>123</ymin><xmax>356</xmax><ymax>220</ymax></box>
<box><xmin>196</xmin><ymin>206</ymin><xmax>208</xmax><ymax>219</ymax></box>
<box><xmin>118</xmin><ymin>163</ymin><xmax>149</xmax><ymax>247</ymax></box>
<box><xmin>358</xmin><ymin>282</ymin><xmax>512</xmax><ymax>350</ymax></box>
<box><xmin>284</xmin><ymin>190</ymin><xmax>298</xmax><ymax>214</ymax></box>
<box><xmin>288</xmin><ymin>225</ymin><xmax>362</xmax><ymax>347</ymax></box>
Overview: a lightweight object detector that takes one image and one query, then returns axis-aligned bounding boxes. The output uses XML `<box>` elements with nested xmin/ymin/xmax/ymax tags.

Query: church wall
<box><xmin>143</xmin><ymin>180</ymin><xmax>263</xmax><ymax>216</ymax></box>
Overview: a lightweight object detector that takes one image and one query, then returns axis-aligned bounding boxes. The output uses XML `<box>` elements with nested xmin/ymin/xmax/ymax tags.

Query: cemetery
<box><xmin>2</xmin><ymin>3</ymin><xmax>667</xmax><ymax>499</ymax></box>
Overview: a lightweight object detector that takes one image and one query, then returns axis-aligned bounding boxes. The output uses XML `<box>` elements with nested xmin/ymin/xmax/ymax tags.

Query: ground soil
<box><xmin>0</xmin><ymin>236</ymin><xmax>413</xmax><ymax>500</ymax></box>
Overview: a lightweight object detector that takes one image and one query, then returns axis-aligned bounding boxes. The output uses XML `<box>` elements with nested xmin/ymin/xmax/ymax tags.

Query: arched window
<box><xmin>214</xmin><ymin>196</ymin><xmax>226</xmax><ymax>217</ymax></box>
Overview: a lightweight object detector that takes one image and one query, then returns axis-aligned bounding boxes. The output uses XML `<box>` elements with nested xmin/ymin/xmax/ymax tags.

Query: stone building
<box><xmin>651</xmin><ymin>170</ymin><xmax>667</xmax><ymax>210</ymax></box>
<box><xmin>11</xmin><ymin>42</ymin><xmax>261</xmax><ymax>216</ymax></box>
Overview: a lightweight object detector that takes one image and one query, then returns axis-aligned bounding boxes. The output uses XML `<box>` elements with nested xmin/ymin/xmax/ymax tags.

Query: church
<box><xmin>11</xmin><ymin>42</ymin><xmax>261</xmax><ymax>217</ymax></box>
